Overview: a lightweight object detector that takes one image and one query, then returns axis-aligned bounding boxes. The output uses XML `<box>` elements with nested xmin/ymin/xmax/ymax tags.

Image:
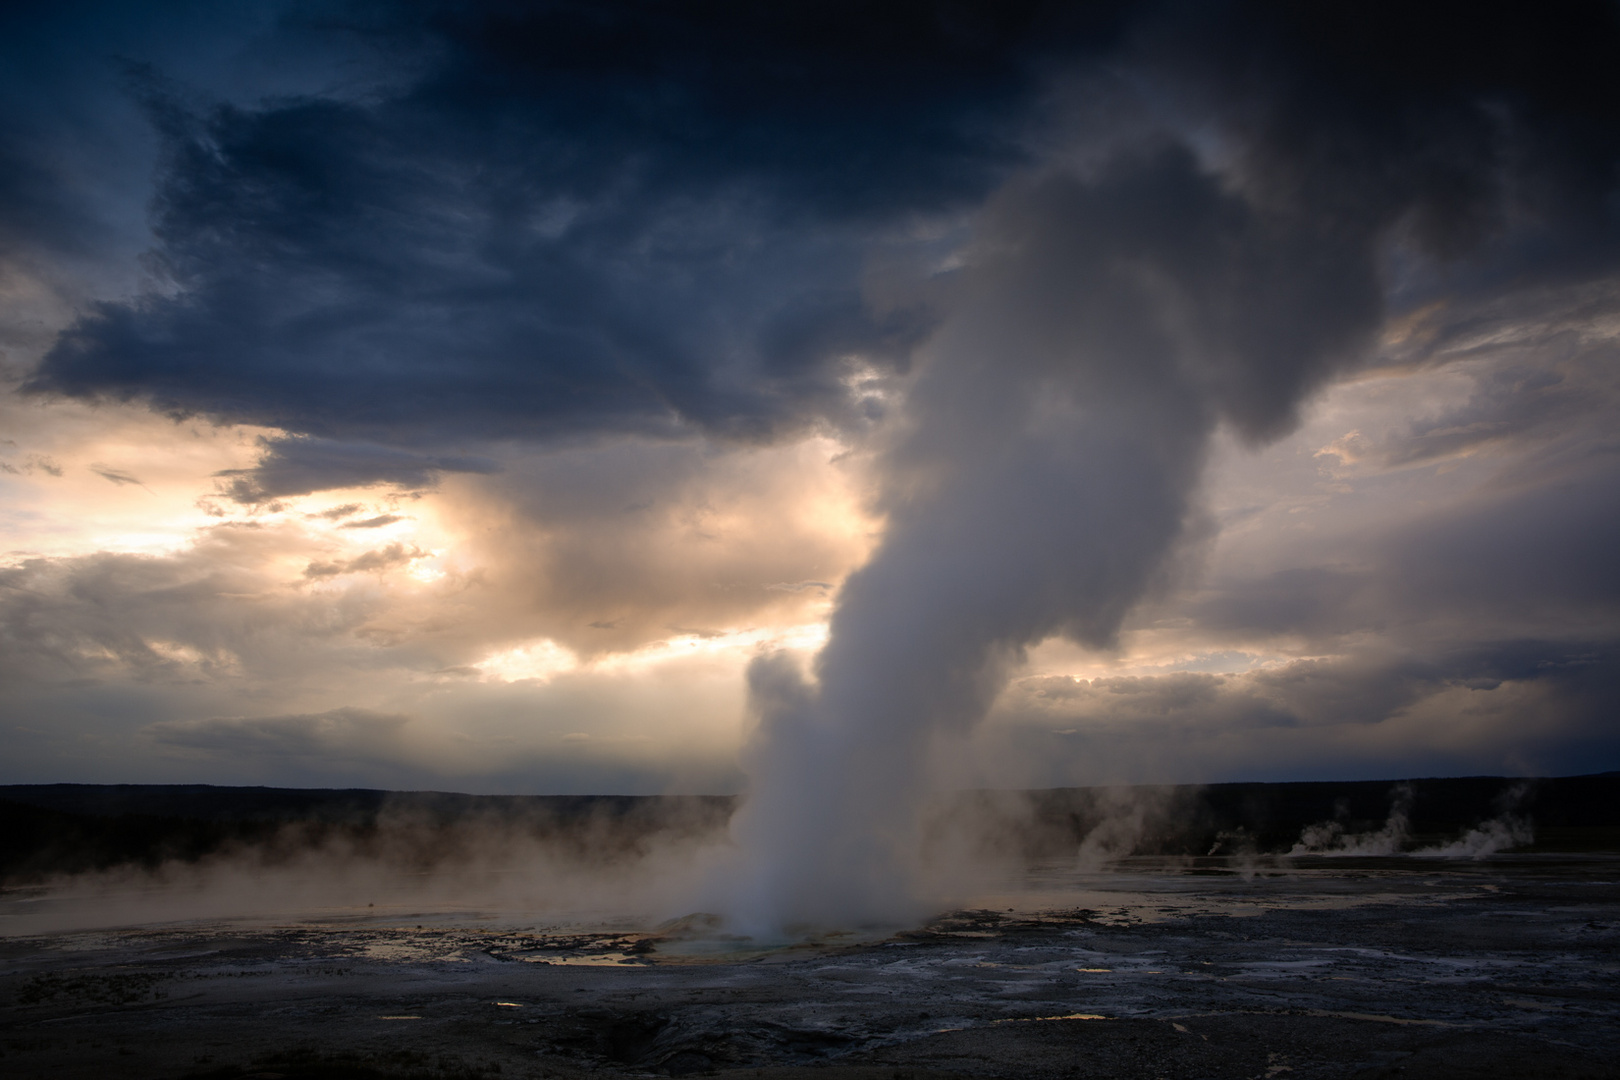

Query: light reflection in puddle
<box><xmin>531</xmin><ymin>952</ymin><xmax>648</xmax><ymax>966</ymax></box>
<box><xmin>359</xmin><ymin>943</ymin><xmax>473</xmax><ymax>962</ymax></box>
<box><xmin>1301</xmin><ymin>1009</ymin><xmax>1453</xmax><ymax>1026</ymax></box>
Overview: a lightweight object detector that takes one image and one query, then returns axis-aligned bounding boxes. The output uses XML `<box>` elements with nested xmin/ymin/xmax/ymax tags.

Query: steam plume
<box><xmin>728</xmin><ymin>145</ymin><xmax>1387</xmax><ymax>932</ymax></box>
<box><xmin>723</xmin><ymin>0</ymin><xmax>1620</xmax><ymax>924</ymax></box>
<box><xmin>1289</xmin><ymin>785</ymin><xmax>1415</xmax><ymax>857</ymax></box>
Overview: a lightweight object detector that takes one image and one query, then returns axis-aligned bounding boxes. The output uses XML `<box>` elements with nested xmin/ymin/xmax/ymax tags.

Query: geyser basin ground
<box><xmin>3</xmin><ymin>856</ymin><xmax>1617</xmax><ymax>1079</ymax></box>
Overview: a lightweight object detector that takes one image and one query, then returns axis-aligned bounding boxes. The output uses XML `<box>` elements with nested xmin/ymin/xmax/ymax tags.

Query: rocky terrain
<box><xmin>2</xmin><ymin>854</ymin><xmax>1616</xmax><ymax>1079</ymax></box>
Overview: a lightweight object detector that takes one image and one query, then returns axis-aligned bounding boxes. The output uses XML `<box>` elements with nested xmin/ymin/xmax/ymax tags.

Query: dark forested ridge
<box><xmin>0</xmin><ymin>786</ymin><xmax>733</xmax><ymax>885</ymax></box>
<box><xmin>1</xmin><ymin>775</ymin><xmax>1616</xmax><ymax>884</ymax></box>
<box><xmin>990</xmin><ymin>773</ymin><xmax>1620</xmax><ymax>860</ymax></box>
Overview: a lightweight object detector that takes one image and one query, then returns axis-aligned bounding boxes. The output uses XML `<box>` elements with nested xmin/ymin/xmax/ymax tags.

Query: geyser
<box><xmin>726</xmin><ymin>145</ymin><xmax>1388</xmax><ymax>933</ymax></box>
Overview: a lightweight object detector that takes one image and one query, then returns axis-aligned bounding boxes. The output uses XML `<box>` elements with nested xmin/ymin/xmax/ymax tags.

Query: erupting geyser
<box><xmin>727</xmin><ymin>148</ymin><xmax>1389</xmax><ymax>933</ymax></box>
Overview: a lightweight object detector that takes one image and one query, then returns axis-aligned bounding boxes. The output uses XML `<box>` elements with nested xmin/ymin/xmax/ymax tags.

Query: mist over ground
<box><xmin>4</xmin><ymin>775</ymin><xmax>1615</xmax><ymax>937</ymax></box>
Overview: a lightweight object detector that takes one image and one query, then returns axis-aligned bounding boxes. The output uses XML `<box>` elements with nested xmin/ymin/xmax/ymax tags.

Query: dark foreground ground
<box><xmin>2</xmin><ymin>854</ymin><xmax>1617</xmax><ymax>1080</ymax></box>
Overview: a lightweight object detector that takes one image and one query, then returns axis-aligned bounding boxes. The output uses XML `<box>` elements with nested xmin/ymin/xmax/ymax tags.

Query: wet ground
<box><xmin>1</xmin><ymin>855</ymin><xmax>1617</xmax><ymax>1079</ymax></box>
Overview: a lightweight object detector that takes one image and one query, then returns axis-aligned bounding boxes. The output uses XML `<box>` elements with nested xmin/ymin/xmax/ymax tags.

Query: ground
<box><xmin>1</xmin><ymin>855</ymin><xmax>1616</xmax><ymax>1079</ymax></box>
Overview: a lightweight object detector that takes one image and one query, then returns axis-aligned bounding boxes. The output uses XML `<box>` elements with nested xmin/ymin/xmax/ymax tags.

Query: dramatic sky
<box><xmin>3</xmin><ymin>0</ymin><xmax>1619</xmax><ymax>795</ymax></box>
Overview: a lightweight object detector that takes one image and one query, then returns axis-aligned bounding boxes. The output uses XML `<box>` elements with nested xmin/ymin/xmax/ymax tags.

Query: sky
<box><xmin>2</xmin><ymin>0</ymin><xmax>1619</xmax><ymax>797</ymax></box>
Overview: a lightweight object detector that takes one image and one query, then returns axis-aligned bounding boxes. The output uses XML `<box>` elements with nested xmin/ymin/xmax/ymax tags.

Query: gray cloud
<box><xmin>309</xmin><ymin>503</ymin><xmax>363</xmax><ymax>521</ymax></box>
<box><xmin>0</xmin><ymin>528</ymin><xmax>365</xmax><ymax>687</ymax></box>
<box><xmin>1322</xmin><ymin>286</ymin><xmax>1620</xmax><ymax>471</ymax></box>
<box><xmin>982</xmin><ymin>641</ymin><xmax>1620</xmax><ymax>786</ymax></box>
<box><xmin>1190</xmin><ymin>443</ymin><xmax>1620</xmax><ymax>648</ymax></box>
<box><xmin>215</xmin><ymin>436</ymin><xmax>499</xmax><ymax>504</ymax></box>
<box><xmin>445</xmin><ymin>437</ymin><xmax>867</xmax><ymax>656</ymax></box>
<box><xmin>303</xmin><ymin>542</ymin><xmax>420</xmax><ymax>579</ymax></box>
<box><xmin>148</xmin><ymin>706</ymin><xmax>409</xmax><ymax>758</ymax></box>
<box><xmin>89</xmin><ymin>464</ymin><xmax>147</xmax><ymax>488</ymax></box>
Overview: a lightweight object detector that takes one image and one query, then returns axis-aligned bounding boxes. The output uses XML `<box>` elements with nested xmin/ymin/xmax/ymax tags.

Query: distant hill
<box><xmin>1</xmin><ymin>775</ymin><xmax>1615</xmax><ymax>885</ymax></box>
<box><xmin>0</xmin><ymin>786</ymin><xmax>732</xmax><ymax>885</ymax></box>
<box><xmin>993</xmin><ymin>773</ymin><xmax>1620</xmax><ymax>859</ymax></box>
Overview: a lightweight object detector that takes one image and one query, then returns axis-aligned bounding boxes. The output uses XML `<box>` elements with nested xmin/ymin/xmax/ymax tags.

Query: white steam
<box><xmin>1289</xmin><ymin>785</ymin><xmax>1415</xmax><ymax>856</ymax></box>
<box><xmin>1423</xmin><ymin>814</ymin><xmax>1534</xmax><ymax>858</ymax></box>
<box><xmin>1423</xmin><ymin>783</ymin><xmax>1535</xmax><ymax>858</ymax></box>
<box><xmin>725</xmin><ymin>146</ymin><xmax>1383</xmax><ymax>935</ymax></box>
<box><xmin>1288</xmin><ymin>783</ymin><xmax>1534</xmax><ymax>859</ymax></box>
<box><xmin>1</xmin><ymin>797</ymin><xmax>732</xmax><ymax>936</ymax></box>
<box><xmin>1074</xmin><ymin>786</ymin><xmax>1190</xmax><ymax>871</ymax></box>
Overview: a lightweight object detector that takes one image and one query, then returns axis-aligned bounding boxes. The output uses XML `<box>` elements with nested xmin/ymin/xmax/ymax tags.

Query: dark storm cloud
<box><xmin>214</xmin><ymin>436</ymin><xmax>499</xmax><ymax>503</ymax></box>
<box><xmin>0</xmin><ymin>4</ymin><xmax>138</xmax><ymax>266</ymax></box>
<box><xmin>22</xmin><ymin>1</ymin><xmax>1128</xmax><ymax>473</ymax></box>
<box><xmin>0</xmin><ymin>130</ymin><xmax>101</xmax><ymax>260</ymax></box>
<box><xmin>0</xmin><ymin>2</ymin><xmax>322</xmax><ymax>304</ymax></box>
<box><xmin>17</xmin><ymin>1</ymin><xmax>1620</xmax><ymax>495</ymax></box>
<box><xmin>1148</xmin><ymin>0</ymin><xmax>1620</xmax><ymax>269</ymax></box>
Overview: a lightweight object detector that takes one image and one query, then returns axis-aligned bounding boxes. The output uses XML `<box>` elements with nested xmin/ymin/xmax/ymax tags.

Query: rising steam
<box><xmin>1289</xmin><ymin>785</ymin><xmax>1415</xmax><ymax>857</ymax></box>
<box><xmin>726</xmin><ymin>145</ymin><xmax>1388</xmax><ymax>933</ymax></box>
<box><xmin>1288</xmin><ymin>783</ymin><xmax>1535</xmax><ymax>859</ymax></box>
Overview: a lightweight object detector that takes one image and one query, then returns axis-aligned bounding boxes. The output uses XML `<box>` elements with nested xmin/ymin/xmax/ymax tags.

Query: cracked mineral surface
<box><xmin>1</xmin><ymin>854</ymin><xmax>1616</xmax><ymax>1079</ymax></box>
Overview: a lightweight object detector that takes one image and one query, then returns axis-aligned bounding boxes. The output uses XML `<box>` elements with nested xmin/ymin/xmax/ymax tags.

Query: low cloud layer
<box><xmin>149</xmin><ymin>707</ymin><xmax>411</xmax><ymax>759</ymax></box>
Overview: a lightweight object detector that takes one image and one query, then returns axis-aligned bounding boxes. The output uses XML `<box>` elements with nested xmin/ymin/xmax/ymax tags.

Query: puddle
<box><xmin>1302</xmin><ymin>1009</ymin><xmax>1454</xmax><ymax>1027</ymax></box>
<box><xmin>528</xmin><ymin>951</ymin><xmax>650</xmax><ymax>966</ymax></box>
